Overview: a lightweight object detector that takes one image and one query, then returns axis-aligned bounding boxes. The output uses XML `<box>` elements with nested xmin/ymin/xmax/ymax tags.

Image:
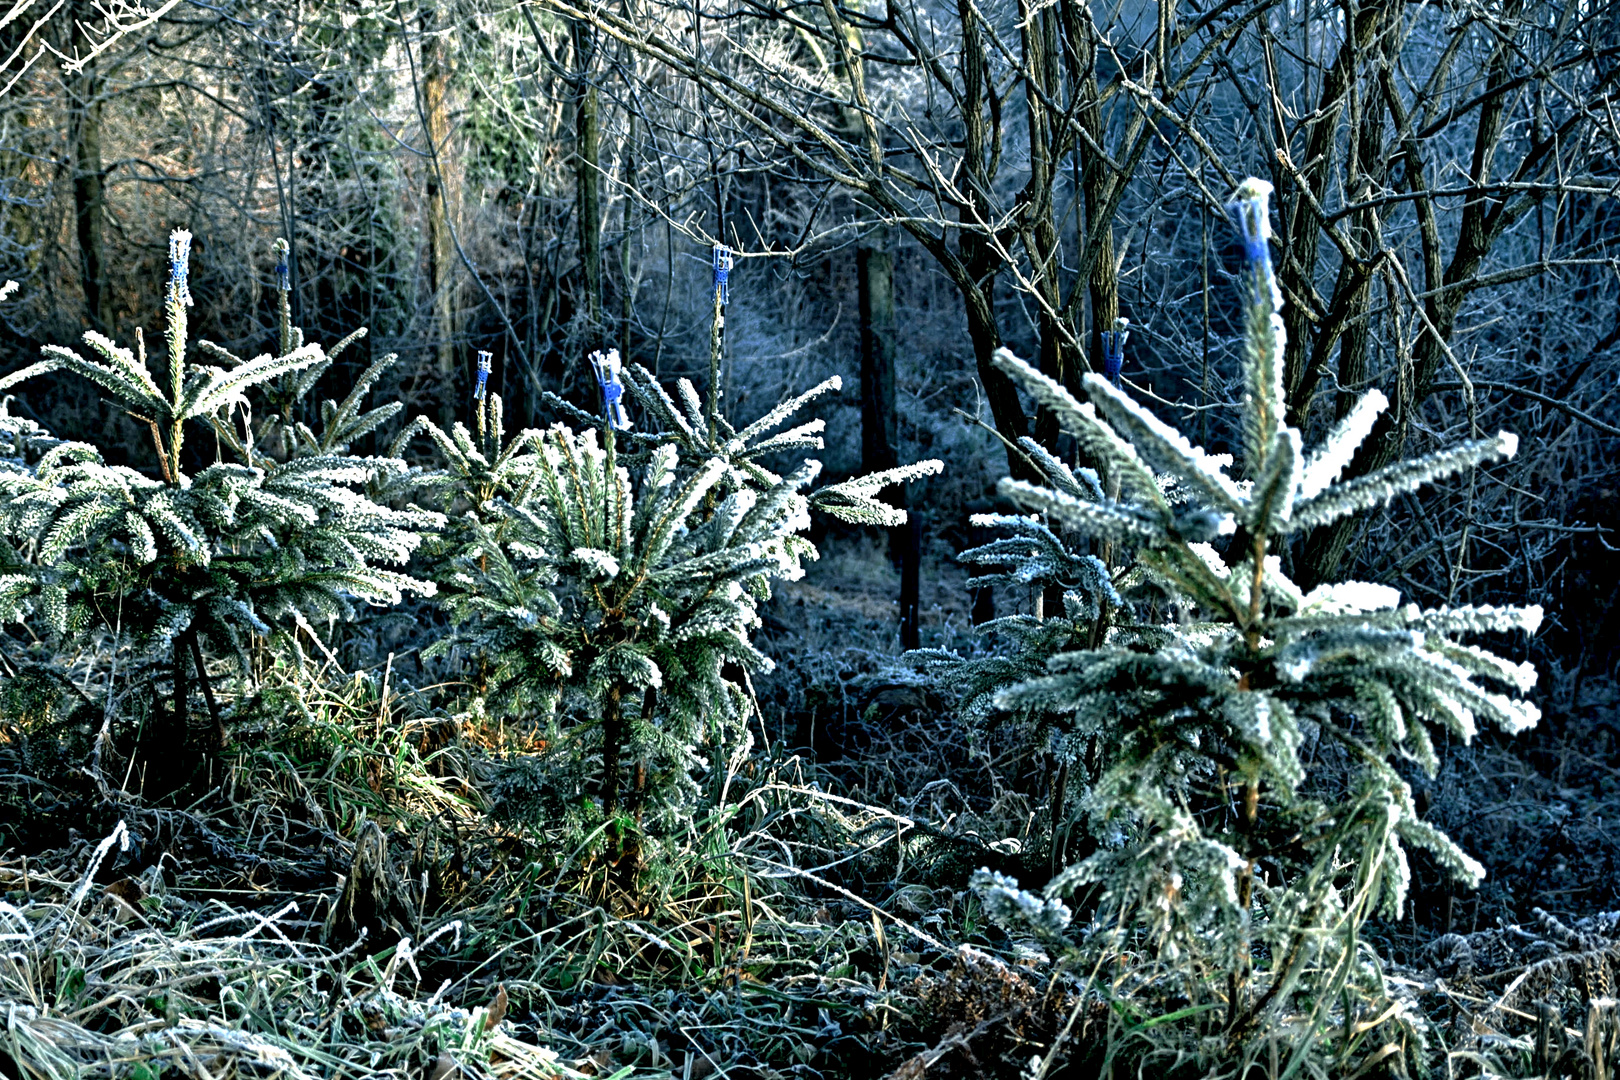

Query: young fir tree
<box><xmin>0</xmin><ymin>232</ymin><xmax>441</xmax><ymax>757</ymax></box>
<box><xmin>427</xmin><ymin>347</ymin><xmax>941</xmax><ymax>863</ymax></box>
<box><xmin>390</xmin><ymin>350</ymin><xmax>541</xmax><ymax>515</ymax></box>
<box><xmin>912</xmin><ymin>438</ymin><xmax>1120</xmax><ymax>760</ymax></box>
<box><xmin>953</xmin><ymin>179</ymin><xmax>1539</xmax><ymax>1051</ymax></box>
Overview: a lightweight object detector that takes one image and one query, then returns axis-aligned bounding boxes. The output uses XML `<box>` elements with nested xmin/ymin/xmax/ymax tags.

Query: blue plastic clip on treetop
<box><xmin>1227</xmin><ymin>178</ymin><xmax>1283</xmax><ymax>314</ymax></box>
<box><xmin>273</xmin><ymin>238</ymin><xmax>290</xmax><ymax>292</ymax></box>
<box><xmin>474</xmin><ymin>350</ymin><xmax>492</xmax><ymax>400</ymax></box>
<box><xmin>1102</xmin><ymin>316</ymin><xmax>1130</xmax><ymax>386</ymax></box>
<box><xmin>590</xmin><ymin>348</ymin><xmax>632</xmax><ymax>431</ymax></box>
<box><xmin>713</xmin><ymin>244</ymin><xmax>732</xmax><ymax>306</ymax></box>
<box><xmin>168</xmin><ymin>229</ymin><xmax>194</xmax><ymax>307</ymax></box>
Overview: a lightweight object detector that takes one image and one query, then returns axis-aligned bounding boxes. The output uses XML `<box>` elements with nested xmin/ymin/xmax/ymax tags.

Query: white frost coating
<box><xmin>1083</xmin><ymin>373</ymin><xmax>1247</xmax><ymax>512</ymax></box>
<box><xmin>1300</xmin><ymin>580</ymin><xmax>1402</xmax><ymax>615</ymax></box>
<box><xmin>570</xmin><ymin>547</ymin><xmax>621</xmax><ymax>579</ymax></box>
<box><xmin>1298</xmin><ymin>388</ymin><xmax>1387</xmax><ymax>500</ymax></box>
<box><xmin>1187</xmin><ymin>542</ymin><xmax>1230</xmax><ymax>578</ymax></box>
<box><xmin>970</xmin><ymin>869</ymin><xmax>1074</xmax><ymax>939</ymax></box>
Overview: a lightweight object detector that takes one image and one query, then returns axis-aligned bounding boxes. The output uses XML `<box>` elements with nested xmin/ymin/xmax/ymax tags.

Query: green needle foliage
<box><xmin>390</xmin><ymin>362</ymin><xmax>543</xmax><ymax>517</ymax></box>
<box><xmin>953</xmin><ymin>179</ymin><xmax>1539</xmax><ymax>1059</ymax></box>
<box><xmin>432</xmin><ymin>350</ymin><xmax>942</xmax><ymax>867</ymax></box>
<box><xmin>911</xmin><ymin>436</ymin><xmax>1120</xmax><ymax>735</ymax></box>
<box><xmin>0</xmin><ymin>232</ymin><xmax>442</xmax><ymax>757</ymax></box>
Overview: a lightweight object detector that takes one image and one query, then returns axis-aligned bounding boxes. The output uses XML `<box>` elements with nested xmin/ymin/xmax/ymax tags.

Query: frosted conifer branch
<box><xmin>970</xmin><ymin>869</ymin><xmax>1073</xmax><ymax>940</ymax></box>
<box><xmin>1289</xmin><ymin>432</ymin><xmax>1518</xmax><ymax>532</ymax></box>
<box><xmin>1016</xmin><ymin>437</ymin><xmax>1104</xmax><ymax>500</ymax></box>
<box><xmin>1298</xmin><ymin>388</ymin><xmax>1387</xmax><ymax>500</ymax></box>
<box><xmin>809</xmin><ymin>459</ymin><xmax>943</xmax><ymax>526</ymax></box>
<box><xmin>1082</xmin><ymin>373</ymin><xmax>1246</xmax><ymax>515</ymax></box>
<box><xmin>168</xmin><ymin>229</ymin><xmax>194</xmax><ymax>308</ymax></box>
<box><xmin>996</xmin><ymin>478</ymin><xmax>1167</xmax><ymax>545</ymax></box>
<box><xmin>728</xmin><ymin>375</ymin><xmax>841</xmax><ymax>449</ymax></box>
<box><xmin>991</xmin><ymin>349</ymin><xmax>1163</xmax><ymax>505</ymax></box>
<box><xmin>1245</xmin><ymin>427</ymin><xmax>1300</xmax><ymax>533</ymax></box>
<box><xmin>0</xmin><ymin>357</ymin><xmax>61</xmax><ymax>394</ymax></box>
<box><xmin>1228</xmin><ymin>179</ymin><xmax>1287</xmax><ymax>475</ymax></box>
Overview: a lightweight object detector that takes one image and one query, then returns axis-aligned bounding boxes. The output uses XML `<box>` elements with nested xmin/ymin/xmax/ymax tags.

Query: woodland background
<box><xmin>1</xmin><ymin>0</ymin><xmax>1619</xmax><ymax>1073</ymax></box>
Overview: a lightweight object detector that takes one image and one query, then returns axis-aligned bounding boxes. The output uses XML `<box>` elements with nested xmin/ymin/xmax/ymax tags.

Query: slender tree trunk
<box><xmin>900</xmin><ymin>515</ymin><xmax>921</xmax><ymax>650</ymax></box>
<box><xmin>861</xmin><ymin>236</ymin><xmax>924</xmax><ymax>648</ymax></box>
<box><xmin>1022</xmin><ymin>1</ymin><xmax>1077</xmax><ymax>451</ymax></box>
<box><xmin>620</xmin><ymin>111</ymin><xmax>637</xmax><ymax>367</ymax></box>
<box><xmin>69</xmin><ymin>1</ymin><xmax>108</xmax><ymax>333</ymax></box>
<box><xmin>954</xmin><ymin>0</ymin><xmax>1032</xmax><ymax>480</ymax></box>
<box><xmin>1277</xmin><ymin>0</ymin><xmax>1393</xmax><ymax>425</ymax></box>
<box><xmin>1300</xmin><ymin>33</ymin><xmax>1515</xmax><ymax>587</ymax></box>
<box><xmin>858</xmin><ymin>245</ymin><xmax>899</xmax><ymax>478</ymax></box>
<box><xmin>1058</xmin><ymin>0</ymin><xmax>1120</xmax><ymax>385</ymax></box>
<box><xmin>171</xmin><ymin>631</ymin><xmax>190</xmax><ymax>749</ymax></box>
<box><xmin>573</xmin><ymin>19</ymin><xmax>603</xmax><ymax>353</ymax></box>
<box><xmin>189</xmin><ymin>631</ymin><xmax>227</xmax><ymax>753</ymax></box>
<box><xmin>424</xmin><ymin>26</ymin><xmax>459</xmax><ymax>426</ymax></box>
<box><xmin>601</xmin><ymin>686</ymin><xmax>623</xmax><ymax>819</ymax></box>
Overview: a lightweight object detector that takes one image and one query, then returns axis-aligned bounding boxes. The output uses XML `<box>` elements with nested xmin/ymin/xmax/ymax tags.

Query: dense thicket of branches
<box><xmin>4</xmin><ymin>0</ymin><xmax>1614</xmax><ymax>680</ymax></box>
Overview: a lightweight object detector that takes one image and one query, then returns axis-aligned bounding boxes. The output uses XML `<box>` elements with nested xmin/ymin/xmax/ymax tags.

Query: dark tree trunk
<box><xmin>170</xmin><ymin>631</ymin><xmax>190</xmax><ymax>748</ymax></box>
<box><xmin>858</xmin><ymin>244</ymin><xmax>898</xmax><ymax>478</ymax></box>
<box><xmin>423</xmin><ymin>19</ymin><xmax>459</xmax><ymax>428</ymax></box>
<box><xmin>862</xmin><ymin>243</ymin><xmax>926</xmax><ymax>649</ymax></box>
<box><xmin>600</xmin><ymin>686</ymin><xmax>622</xmax><ymax>819</ymax></box>
<box><xmin>900</xmin><ymin>515</ymin><xmax>922</xmax><ymax>651</ymax></box>
<box><xmin>954</xmin><ymin>0</ymin><xmax>1033</xmax><ymax>482</ymax></box>
<box><xmin>573</xmin><ymin>19</ymin><xmax>603</xmax><ymax>341</ymax></box>
<box><xmin>189</xmin><ymin>630</ymin><xmax>227</xmax><ymax>752</ymax></box>
<box><xmin>68</xmin><ymin>1</ymin><xmax>108</xmax><ymax>333</ymax></box>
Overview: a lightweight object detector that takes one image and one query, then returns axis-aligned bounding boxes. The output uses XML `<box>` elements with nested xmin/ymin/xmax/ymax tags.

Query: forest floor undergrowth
<box><xmin>4</xmin><ymin>553</ymin><xmax>1620</xmax><ymax>1079</ymax></box>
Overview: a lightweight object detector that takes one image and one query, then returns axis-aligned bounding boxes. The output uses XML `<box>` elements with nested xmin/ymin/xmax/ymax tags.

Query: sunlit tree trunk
<box><xmin>424</xmin><ymin>25</ymin><xmax>460</xmax><ymax>425</ymax></box>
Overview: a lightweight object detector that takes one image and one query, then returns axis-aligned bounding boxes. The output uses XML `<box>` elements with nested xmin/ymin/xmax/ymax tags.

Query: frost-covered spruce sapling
<box><xmin>195</xmin><ymin>238</ymin><xmax>403</xmax><ymax>467</ymax></box>
<box><xmin>0</xmin><ymin>231</ymin><xmax>441</xmax><ymax>759</ymax></box>
<box><xmin>391</xmin><ymin>352</ymin><xmax>544</xmax><ymax>517</ymax></box>
<box><xmin>434</xmin><ymin>348</ymin><xmax>940</xmax><ymax>867</ymax></box>
<box><xmin>953</xmin><ymin>178</ymin><xmax>1539</xmax><ymax>1044</ymax></box>
<box><xmin>908</xmin><ymin>440</ymin><xmax>1122</xmax><ymax>847</ymax></box>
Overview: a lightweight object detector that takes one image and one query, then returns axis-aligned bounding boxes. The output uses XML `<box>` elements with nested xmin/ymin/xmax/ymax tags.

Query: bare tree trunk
<box><xmin>424</xmin><ymin>25</ymin><xmax>459</xmax><ymax>426</ymax></box>
<box><xmin>859</xmin><ymin>242</ymin><xmax>921</xmax><ymax>645</ymax></box>
<box><xmin>858</xmin><ymin>244</ymin><xmax>899</xmax><ymax>478</ymax></box>
<box><xmin>601</xmin><ymin>685</ymin><xmax>623</xmax><ymax>818</ymax></box>
<box><xmin>189</xmin><ymin>630</ymin><xmax>227</xmax><ymax>753</ymax></box>
<box><xmin>900</xmin><ymin>515</ymin><xmax>921</xmax><ymax>650</ymax></box>
<box><xmin>1277</xmin><ymin>0</ymin><xmax>1394</xmax><ymax>428</ymax></box>
<box><xmin>955</xmin><ymin>0</ymin><xmax>1032</xmax><ymax>479</ymax></box>
<box><xmin>620</xmin><ymin>109</ymin><xmax>637</xmax><ymax>367</ymax></box>
<box><xmin>1299</xmin><ymin>30</ymin><xmax>1518</xmax><ymax>587</ymax></box>
<box><xmin>1055</xmin><ymin>0</ymin><xmax>1120</xmax><ymax>386</ymax></box>
<box><xmin>68</xmin><ymin>1</ymin><xmax>108</xmax><ymax>333</ymax></box>
<box><xmin>572</xmin><ymin>19</ymin><xmax>603</xmax><ymax>354</ymax></box>
<box><xmin>170</xmin><ymin>631</ymin><xmax>190</xmax><ymax>749</ymax></box>
<box><xmin>1022</xmin><ymin>0</ymin><xmax>1077</xmax><ymax>451</ymax></box>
